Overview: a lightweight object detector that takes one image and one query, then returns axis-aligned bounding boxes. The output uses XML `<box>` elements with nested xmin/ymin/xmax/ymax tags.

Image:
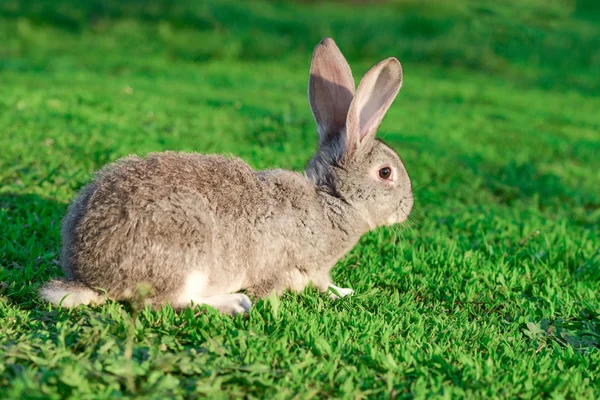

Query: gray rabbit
<box><xmin>40</xmin><ymin>38</ymin><xmax>414</xmax><ymax>314</ymax></box>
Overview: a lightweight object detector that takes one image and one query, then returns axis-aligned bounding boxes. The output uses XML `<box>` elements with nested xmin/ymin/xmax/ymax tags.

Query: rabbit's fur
<box><xmin>40</xmin><ymin>38</ymin><xmax>413</xmax><ymax>314</ymax></box>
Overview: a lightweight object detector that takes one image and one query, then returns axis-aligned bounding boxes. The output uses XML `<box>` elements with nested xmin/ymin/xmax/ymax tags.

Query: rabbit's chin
<box><xmin>386</xmin><ymin>211</ymin><xmax>410</xmax><ymax>226</ymax></box>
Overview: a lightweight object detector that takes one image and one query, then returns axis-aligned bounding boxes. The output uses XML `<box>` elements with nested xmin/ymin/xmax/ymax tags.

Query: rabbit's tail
<box><xmin>39</xmin><ymin>279</ymin><xmax>106</xmax><ymax>308</ymax></box>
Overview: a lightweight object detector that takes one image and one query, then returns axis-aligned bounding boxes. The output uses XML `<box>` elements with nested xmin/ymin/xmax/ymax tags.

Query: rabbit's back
<box><xmin>61</xmin><ymin>152</ymin><xmax>275</xmax><ymax>301</ymax></box>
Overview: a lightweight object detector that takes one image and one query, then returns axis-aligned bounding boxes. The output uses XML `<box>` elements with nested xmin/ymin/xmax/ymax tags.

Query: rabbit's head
<box><xmin>306</xmin><ymin>38</ymin><xmax>413</xmax><ymax>229</ymax></box>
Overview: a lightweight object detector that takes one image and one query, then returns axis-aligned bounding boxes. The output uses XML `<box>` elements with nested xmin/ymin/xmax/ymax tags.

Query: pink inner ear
<box><xmin>357</xmin><ymin>66</ymin><xmax>397</xmax><ymax>142</ymax></box>
<box><xmin>360</xmin><ymin>109</ymin><xmax>384</xmax><ymax>142</ymax></box>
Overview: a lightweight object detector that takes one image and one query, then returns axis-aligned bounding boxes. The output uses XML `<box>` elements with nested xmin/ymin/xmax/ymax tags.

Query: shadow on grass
<box><xmin>524</xmin><ymin>312</ymin><xmax>600</xmax><ymax>352</ymax></box>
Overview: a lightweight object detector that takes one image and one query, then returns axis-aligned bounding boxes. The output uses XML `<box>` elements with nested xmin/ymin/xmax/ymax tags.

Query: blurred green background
<box><xmin>0</xmin><ymin>0</ymin><xmax>600</xmax><ymax>88</ymax></box>
<box><xmin>1</xmin><ymin>0</ymin><xmax>599</xmax><ymax>93</ymax></box>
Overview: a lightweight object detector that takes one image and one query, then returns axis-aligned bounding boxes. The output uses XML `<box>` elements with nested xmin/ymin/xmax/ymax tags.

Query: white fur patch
<box><xmin>177</xmin><ymin>271</ymin><xmax>250</xmax><ymax>314</ymax></box>
<box><xmin>178</xmin><ymin>270</ymin><xmax>208</xmax><ymax>304</ymax></box>
<box><xmin>40</xmin><ymin>286</ymin><xmax>101</xmax><ymax>308</ymax></box>
<box><xmin>288</xmin><ymin>270</ymin><xmax>311</xmax><ymax>292</ymax></box>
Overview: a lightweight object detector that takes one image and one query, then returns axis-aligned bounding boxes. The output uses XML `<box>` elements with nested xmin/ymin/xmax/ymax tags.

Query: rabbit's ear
<box><xmin>346</xmin><ymin>57</ymin><xmax>402</xmax><ymax>152</ymax></box>
<box><xmin>308</xmin><ymin>38</ymin><xmax>355</xmax><ymax>146</ymax></box>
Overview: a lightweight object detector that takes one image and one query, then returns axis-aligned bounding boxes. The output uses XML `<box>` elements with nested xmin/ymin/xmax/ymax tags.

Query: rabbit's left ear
<box><xmin>308</xmin><ymin>38</ymin><xmax>355</xmax><ymax>147</ymax></box>
<box><xmin>346</xmin><ymin>58</ymin><xmax>402</xmax><ymax>152</ymax></box>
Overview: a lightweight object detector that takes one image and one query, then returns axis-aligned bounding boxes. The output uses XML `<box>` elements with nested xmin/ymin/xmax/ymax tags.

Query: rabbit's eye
<box><xmin>378</xmin><ymin>167</ymin><xmax>392</xmax><ymax>180</ymax></box>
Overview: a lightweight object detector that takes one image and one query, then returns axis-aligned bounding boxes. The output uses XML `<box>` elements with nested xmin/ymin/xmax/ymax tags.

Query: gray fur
<box><xmin>40</xmin><ymin>38</ymin><xmax>413</xmax><ymax>314</ymax></box>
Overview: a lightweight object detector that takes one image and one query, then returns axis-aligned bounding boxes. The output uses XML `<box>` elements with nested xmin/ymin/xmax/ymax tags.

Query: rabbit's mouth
<box><xmin>387</xmin><ymin>211</ymin><xmax>407</xmax><ymax>225</ymax></box>
<box><xmin>387</xmin><ymin>196</ymin><xmax>414</xmax><ymax>225</ymax></box>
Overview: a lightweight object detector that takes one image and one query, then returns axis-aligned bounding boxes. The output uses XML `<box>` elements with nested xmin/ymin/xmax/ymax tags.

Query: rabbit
<box><xmin>39</xmin><ymin>38</ymin><xmax>413</xmax><ymax>315</ymax></box>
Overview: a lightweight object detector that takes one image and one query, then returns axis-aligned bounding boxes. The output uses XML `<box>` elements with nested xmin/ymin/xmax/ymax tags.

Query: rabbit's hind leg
<box><xmin>172</xmin><ymin>270</ymin><xmax>252</xmax><ymax>314</ymax></box>
<box><xmin>175</xmin><ymin>293</ymin><xmax>252</xmax><ymax>315</ymax></box>
<box><xmin>198</xmin><ymin>294</ymin><xmax>251</xmax><ymax>315</ymax></box>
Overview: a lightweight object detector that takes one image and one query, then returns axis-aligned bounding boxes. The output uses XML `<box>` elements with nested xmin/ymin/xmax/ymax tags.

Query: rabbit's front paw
<box><xmin>328</xmin><ymin>284</ymin><xmax>355</xmax><ymax>300</ymax></box>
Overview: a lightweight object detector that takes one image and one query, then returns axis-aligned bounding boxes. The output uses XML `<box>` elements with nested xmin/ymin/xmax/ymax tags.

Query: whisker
<box><xmin>407</xmin><ymin>208</ymin><xmax>426</xmax><ymax>220</ymax></box>
<box><xmin>410</xmin><ymin>182</ymin><xmax>432</xmax><ymax>194</ymax></box>
<box><xmin>392</xmin><ymin>228</ymin><xmax>401</xmax><ymax>258</ymax></box>
<box><xmin>398</xmin><ymin>203</ymin><xmax>421</xmax><ymax>232</ymax></box>
<box><xmin>407</xmin><ymin>215</ymin><xmax>423</xmax><ymax>229</ymax></box>
<box><xmin>411</xmin><ymin>193</ymin><xmax>435</xmax><ymax>204</ymax></box>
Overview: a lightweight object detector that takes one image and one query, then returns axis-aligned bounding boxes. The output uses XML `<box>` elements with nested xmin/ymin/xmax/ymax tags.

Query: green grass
<box><xmin>1</xmin><ymin>0</ymin><xmax>599</xmax><ymax>398</ymax></box>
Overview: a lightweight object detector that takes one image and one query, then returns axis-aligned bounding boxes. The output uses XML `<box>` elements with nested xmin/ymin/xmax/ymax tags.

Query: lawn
<box><xmin>0</xmin><ymin>0</ymin><xmax>599</xmax><ymax>398</ymax></box>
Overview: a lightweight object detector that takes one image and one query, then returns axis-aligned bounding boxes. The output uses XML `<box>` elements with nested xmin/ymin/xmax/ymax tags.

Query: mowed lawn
<box><xmin>1</xmin><ymin>0</ymin><xmax>599</xmax><ymax>398</ymax></box>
